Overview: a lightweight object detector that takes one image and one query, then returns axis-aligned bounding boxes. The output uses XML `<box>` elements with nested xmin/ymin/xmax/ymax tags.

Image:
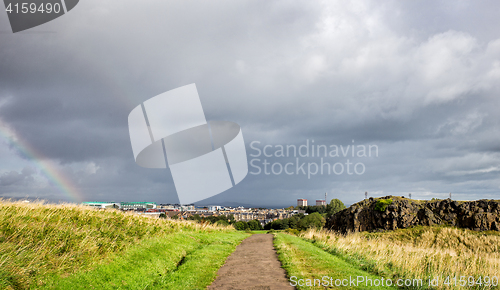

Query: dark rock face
<box><xmin>326</xmin><ymin>196</ymin><xmax>500</xmax><ymax>233</ymax></box>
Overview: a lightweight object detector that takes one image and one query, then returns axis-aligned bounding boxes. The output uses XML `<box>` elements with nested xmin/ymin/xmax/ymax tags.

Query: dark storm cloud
<box><xmin>0</xmin><ymin>166</ymin><xmax>36</xmax><ymax>186</ymax></box>
<box><xmin>0</xmin><ymin>0</ymin><xmax>499</xmax><ymax>206</ymax></box>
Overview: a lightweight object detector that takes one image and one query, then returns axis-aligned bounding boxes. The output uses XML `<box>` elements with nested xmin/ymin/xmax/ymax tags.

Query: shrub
<box><xmin>216</xmin><ymin>220</ymin><xmax>229</xmax><ymax>226</ymax></box>
<box><xmin>233</xmin><ymin>221</ymin><xmax>248</xmax><ymax>231</ymax></box>
<box><xmin>374</xmin><ymin>199</ymin><xmax>393</xmax><ymax>212</ymax></box>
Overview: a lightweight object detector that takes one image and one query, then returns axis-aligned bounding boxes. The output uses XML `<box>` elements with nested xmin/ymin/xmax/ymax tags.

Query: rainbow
<box><xmin>0</xmin><ymin>118</ymin><xmax>81</xmax><ymax>203</ymax></box>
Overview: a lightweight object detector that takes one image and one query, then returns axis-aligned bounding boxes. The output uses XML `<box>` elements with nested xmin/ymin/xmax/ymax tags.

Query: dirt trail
<box><xmin>207</xmin><ymin>233</ymin><xmax>295</xmax><ymax>290</ymax></box>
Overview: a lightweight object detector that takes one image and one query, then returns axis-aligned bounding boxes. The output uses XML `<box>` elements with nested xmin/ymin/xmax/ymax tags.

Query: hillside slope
<box><xmin>0</xmin><ymin>200</ymin><xmax>246</xmax><ymax>289</ymax></box>
<box><xmin>301</xmin><ymin>227</ymin><xmax>500</xmax><ymax>290</ymax></box>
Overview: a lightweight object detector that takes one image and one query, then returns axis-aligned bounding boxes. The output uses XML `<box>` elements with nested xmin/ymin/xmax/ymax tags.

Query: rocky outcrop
<box><xmin>326</xmin><ymin>196</ymin><xmax>500</xmax><ymax>233</ymax></box>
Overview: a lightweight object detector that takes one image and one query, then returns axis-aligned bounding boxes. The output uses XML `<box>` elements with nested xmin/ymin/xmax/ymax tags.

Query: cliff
<box><xmin>326</xmin><ymin>196</ymin><xmax>500</xmax><ymax>233</ymax></box>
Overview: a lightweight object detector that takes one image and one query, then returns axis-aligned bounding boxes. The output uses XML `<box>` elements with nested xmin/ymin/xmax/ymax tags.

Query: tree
<box><xmin>272</xmin><ymin>220</ymin><xmax>282</xmax><ymax>230</ymax></box>
<box><xmin>264</xmin><ymin>219</ymin><xmax>283</xmax><ymax>230</ymax></box>
<box><xmin>298</xmin><ymin>212</ymin><xmax>325</xmax><ymax>230</ymax></box>
<box><xmin>247</xmin><ymin>219</ymin><xmax>263</xmax><ymax>230</ymax></box>
<box><xmin>263</xmin><ymin>220</ymin><xmax>274</xmax><ymax>230</ymax></box>
<box><xmin>288</xmin><ymin>216</ymin><xmax>300</xmax><ymax>229</ymax></box>
<box><xmin>304</xmin><ymin>205</ymin><xmax>327</xmax><ymax>215</ymax></box>
<box><xmin>279</xmin><ymin>219</ymin><xmax>289</xmax><ymax>230</ymax></box>
<box><xmin>227</xmin><ymin>214</ymin><xmax>235</xmax><ymax>224</ymax></box>
<box><xmin>326</xmin><ymin>199</ymin><xmax>346</xmax><ymax>217</ymax></box>
<box><xmin>234</xmin><ymin>221</ymin><xmax>248</xmax><ymax>231</ymax></box>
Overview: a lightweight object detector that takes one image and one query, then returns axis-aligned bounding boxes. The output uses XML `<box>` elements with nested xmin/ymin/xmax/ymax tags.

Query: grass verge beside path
<box><xmin>274</xmin><ymin>233</ymin><xmax>397</xmax><ymax>290</ymax></box>
<box><xmin>0</xmin><ymin>200</ymin><xmax>249</xmax><ymax>290</ymax></box>
<box><xmin>302</xmin><ymin>227</ymin><xmax>500</xmax><ymax>290</ymax></box>
<box><xmin>41</xmin><ymin>231</ymin><xmax>248</xmax><ymax>290</ymax></box>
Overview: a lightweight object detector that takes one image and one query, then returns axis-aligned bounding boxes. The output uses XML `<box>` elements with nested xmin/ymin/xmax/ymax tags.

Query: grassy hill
<box><xmin>0</xmin><ymin>200</ymin><xmax>248</xmax><ymax>289</ymax></box>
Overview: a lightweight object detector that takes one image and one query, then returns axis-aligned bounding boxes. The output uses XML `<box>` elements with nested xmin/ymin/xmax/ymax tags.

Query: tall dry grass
<box><xmin>0</xmin><ymin>199</ymin><xmax>231</xmax><ymax>289</ymax></box>
<box><xmin>302</xmin><ymin>227</ymin><xmax>500</xmax><ymax>289</ymax></box>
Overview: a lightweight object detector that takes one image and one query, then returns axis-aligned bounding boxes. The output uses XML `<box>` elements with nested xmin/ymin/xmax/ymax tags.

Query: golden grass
<box><xmin>0</xmin><ymin>199</ymin><xmax>231</xmax><ymax>289</ymax></box>
<box><xmin>302</xmin><ymin>227</ymin><xmax>500</xmax><ymax>289</ymax></box>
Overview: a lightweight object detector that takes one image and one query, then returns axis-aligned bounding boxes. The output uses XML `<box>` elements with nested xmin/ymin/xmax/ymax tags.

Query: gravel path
<box><xmin>207</xmin><ymin>234</ymin><xmax>295</xmax><ymax>290</ymax></box>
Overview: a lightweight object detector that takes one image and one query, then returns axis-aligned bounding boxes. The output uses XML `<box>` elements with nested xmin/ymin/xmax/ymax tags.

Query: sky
<box><xmin>0</xmin><ymin>0</ymin><xmax>500</xmax><ymax>208</ymax></box>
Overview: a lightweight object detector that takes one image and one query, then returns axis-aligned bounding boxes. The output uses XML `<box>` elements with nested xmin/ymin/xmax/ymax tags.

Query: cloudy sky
<box><xmin>1</xmin><ymin>0</ymin><xmax>500</xmax><ymax>207</ymax></box>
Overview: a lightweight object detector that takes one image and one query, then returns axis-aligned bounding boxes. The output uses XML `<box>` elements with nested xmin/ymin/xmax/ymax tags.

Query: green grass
<box><xmin>274</xmin><ymin>233</ymin><xmax>397</xmax><ymax>290</ymax></box>
<box><xmin>302</xmin><ymin>227</ymin><xmax>500</xmax><ymax>290</ymax></box>
<box><xmin>40</xmin><ymin>231</ymin><xmax>247</xmax><ymax>289</ymax></box>
<box><xmin>374</xmin><ymin>199</ymin><xmax>393</xmax><ymax>212</ymax></box>
<box><xmin>247</xmin><ymin>230</ymin><xmax>268</xmax><ymax>234</ymax></box>
<box><xmin>0</xmin><ymin>200</ymin><xmax>248</xmax><ymax>290</ymax></box>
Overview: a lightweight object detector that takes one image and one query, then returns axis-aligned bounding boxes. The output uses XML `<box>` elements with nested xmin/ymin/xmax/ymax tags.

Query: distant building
<box><xmin>180</xmin><ymin>204</ymin><xmax>195</xmax><ymax>211</ymax></box>
<box><xmin>81</xmin><ymin>202</ymin><xmax>120</xmax><ymax>209</ymax></box>
<box><xmin>316</xmin><ymin>200</ymin><xmax>326</xmax><ymax>206</ymax></box>
<box><xmin>208</xmin><ymin>205</ymin><xmax>223</xmax><ymax>211</ymax></box>
<box><xmin>120</xmin><ymin>202</ymin><xmax>157</xmax><ymax>210</ymax></box>
<box><xmin>297</xmin><ymin>199</ymin><xmax>307</xmax><ymax>207</ymax></box>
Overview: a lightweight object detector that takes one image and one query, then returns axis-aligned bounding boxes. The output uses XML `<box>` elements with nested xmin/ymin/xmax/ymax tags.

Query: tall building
<box><xmin>316</xmin><ymin>200</ymin><xmax>326</xmax><ymax>206</ymax></box>
<box><xmin>297</xmin><ymin>199</ymin><xmax>307</xmax><ymax>207</ymax></box>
